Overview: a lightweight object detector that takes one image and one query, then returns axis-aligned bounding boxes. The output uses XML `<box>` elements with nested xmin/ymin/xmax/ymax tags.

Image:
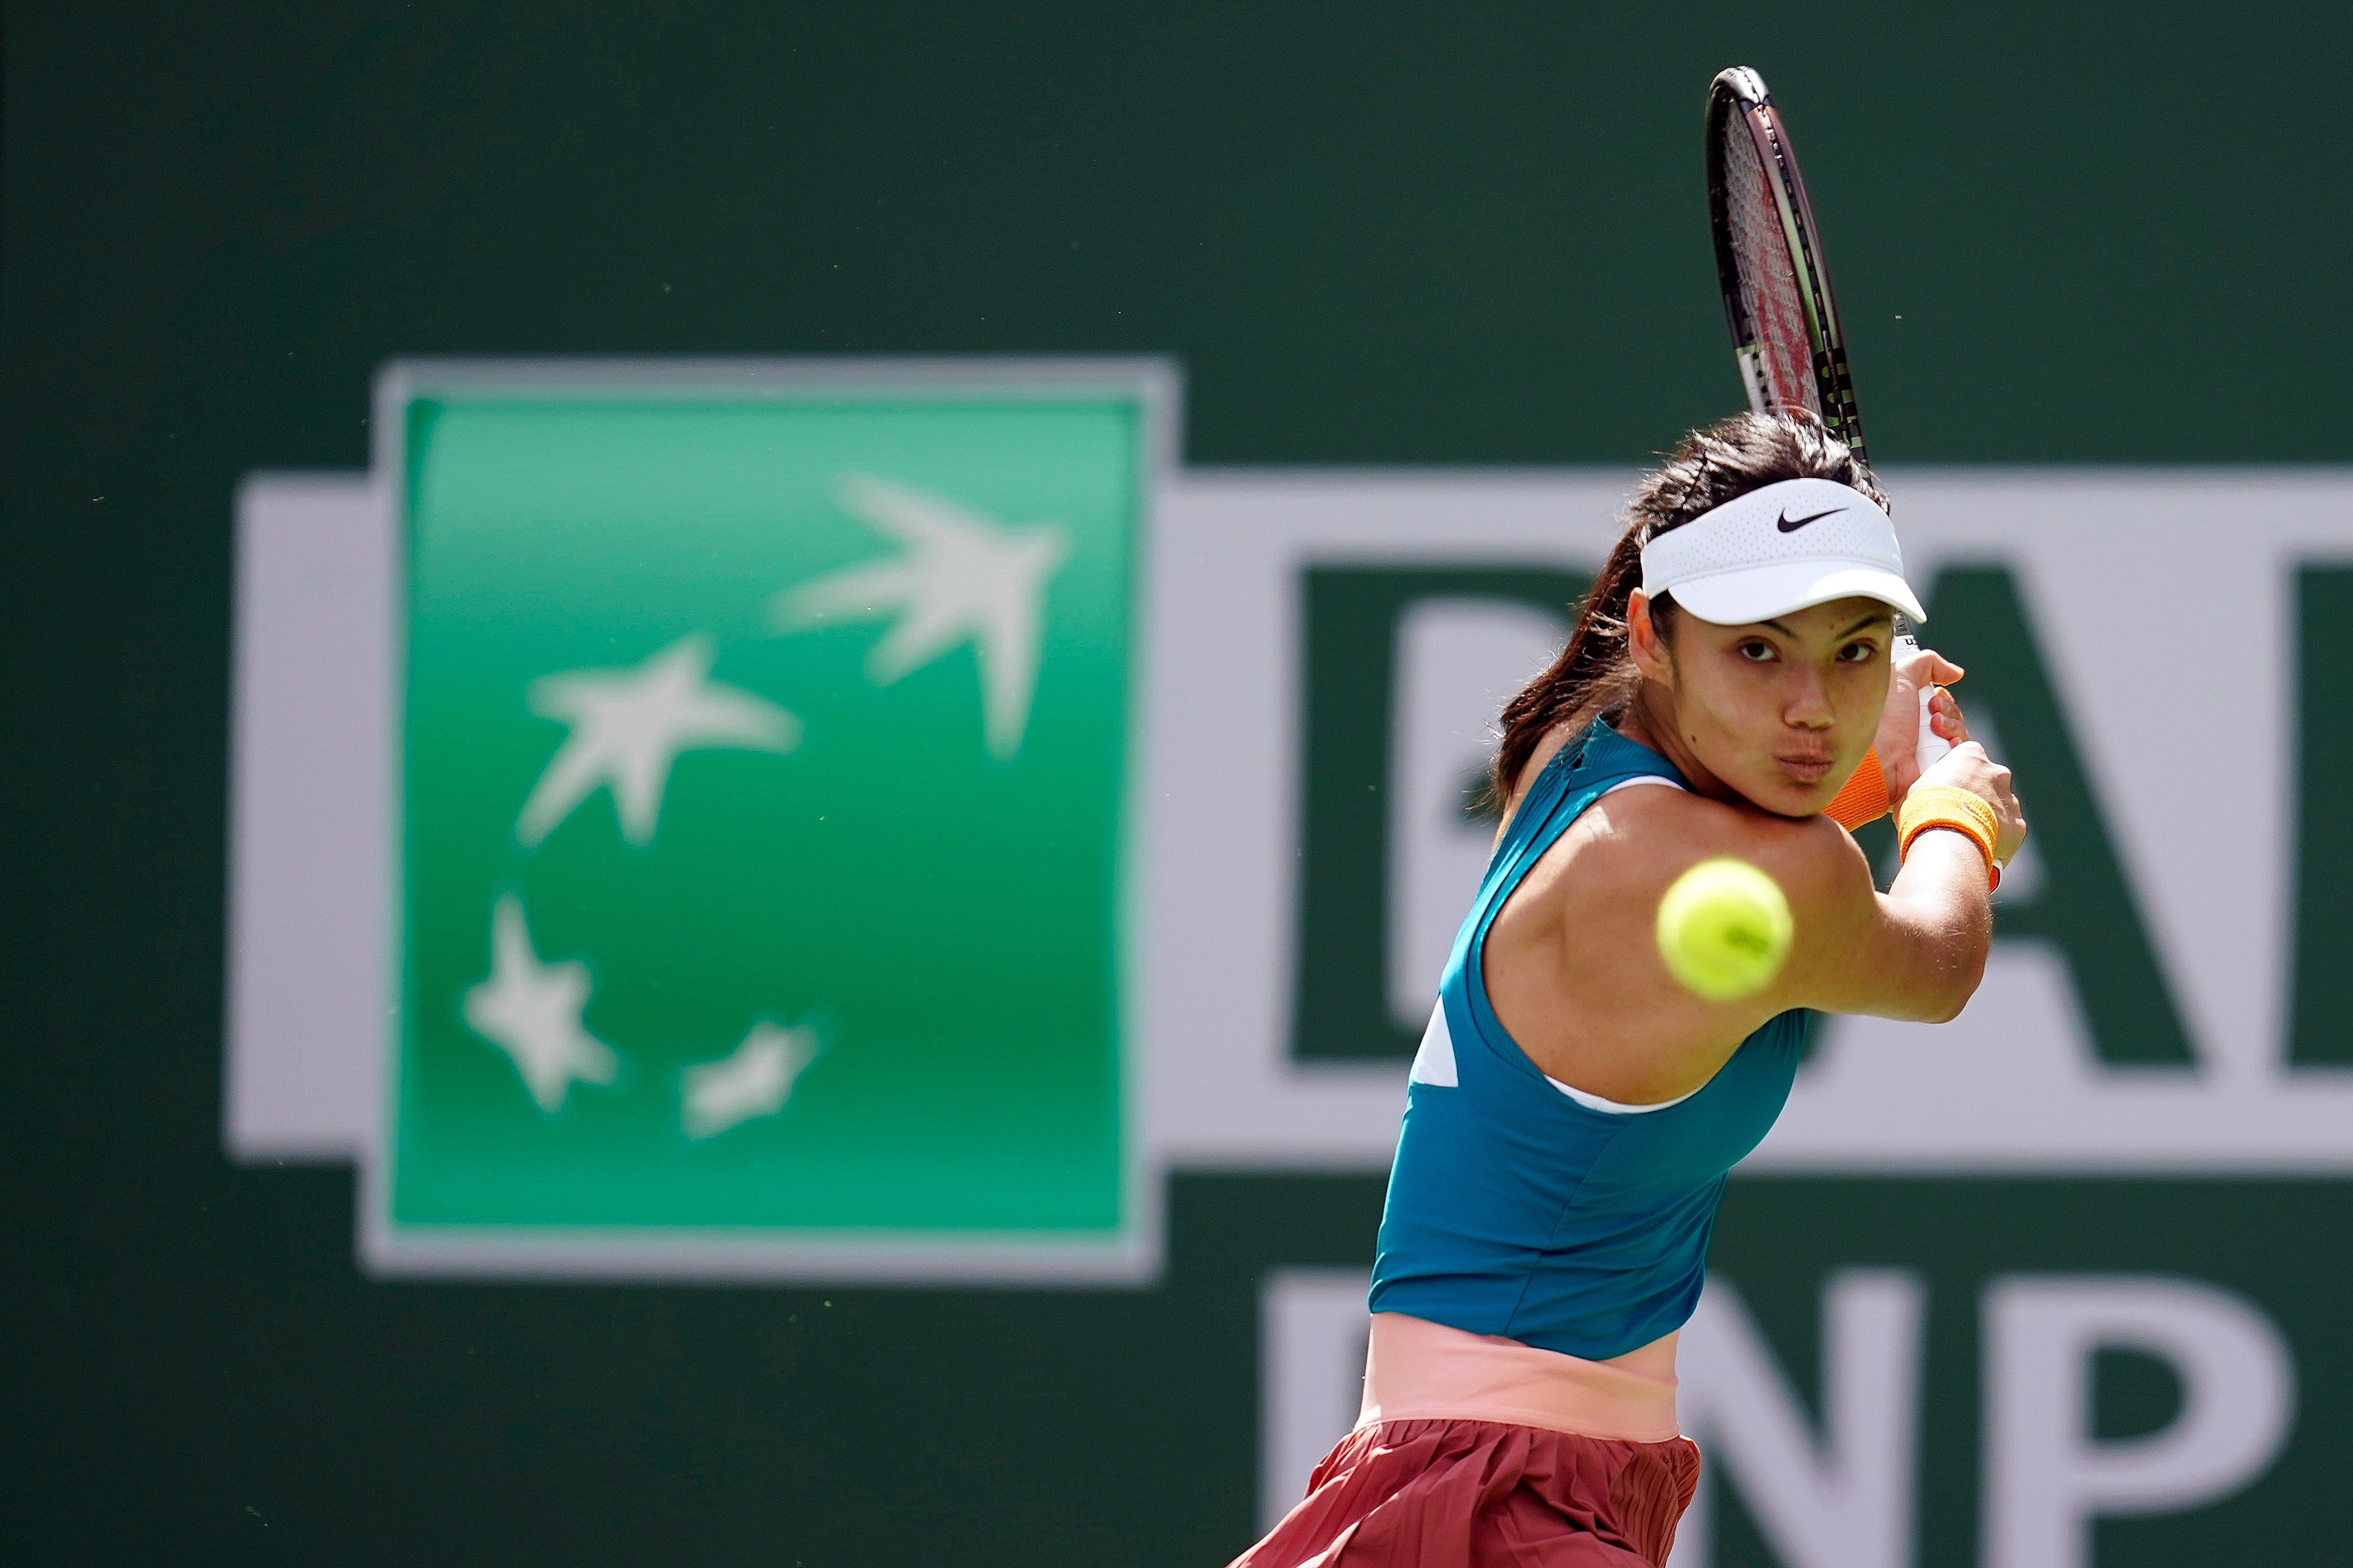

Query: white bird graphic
<box><xmin>771</xmin><ymin>473</ymin><xmax>1068</xmax><ymax>760</ymax></box>
<box><xmin>681</xmin><ymin>1022</ymin><xmax>821</xmax><ymax>1140</ymax></box>
<box><xmin>462</xmin><ymin>895</ymin><xmax>620</xmax><ymax>1114</ymax></box>
<box><xmin>516</xmin><ymin>634</ymin><xmax>801</xmax><ymax>847</ymax></box>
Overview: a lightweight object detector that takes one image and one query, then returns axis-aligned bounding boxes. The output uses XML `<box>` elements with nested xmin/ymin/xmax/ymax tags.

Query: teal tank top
<box><xmin>1367</xmin><ymin>721</ymin><xmax>1810</xmax><ymax>1360</ymax></box>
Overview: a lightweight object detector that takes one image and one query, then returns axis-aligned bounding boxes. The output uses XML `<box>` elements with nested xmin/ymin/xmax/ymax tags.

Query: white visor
<box><xmin>1637</xmin><ymin>476</ymin><xmax>1926</xmax><ymax>626</ymax></box>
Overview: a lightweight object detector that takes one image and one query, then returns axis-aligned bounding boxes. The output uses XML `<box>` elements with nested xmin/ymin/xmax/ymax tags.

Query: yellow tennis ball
<box><xmin>1655</xmin><ymin>857</ymin><xmax>1794</xmax><ymax>1002</ymax></box>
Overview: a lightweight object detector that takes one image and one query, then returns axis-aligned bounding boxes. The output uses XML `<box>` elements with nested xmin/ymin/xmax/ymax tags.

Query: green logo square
<box><xmin>373</xmin><ymin>361</ymin><xmax>1167</xmax><ymax>1280</ymax></box>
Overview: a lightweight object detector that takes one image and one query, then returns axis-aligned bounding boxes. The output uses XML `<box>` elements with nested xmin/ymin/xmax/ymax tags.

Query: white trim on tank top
<box><xmin>1406</xmin><ymin>774</ymin><xmax>1696</xmax><ymax>1114</ymax></box>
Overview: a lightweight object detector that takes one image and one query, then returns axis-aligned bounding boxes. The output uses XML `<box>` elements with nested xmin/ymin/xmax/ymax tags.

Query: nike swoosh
<box><xmin>1776</xmin><ymin>506</ymin><xmax>1846</xmax><ymax>532</ymax></box>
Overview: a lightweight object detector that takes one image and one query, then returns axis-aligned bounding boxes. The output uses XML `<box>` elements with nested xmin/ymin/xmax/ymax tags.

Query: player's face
<box><xmin>1658</xmin><ymin>595</ymin><xmax>1893</xmax><ymax>817</ymax></box>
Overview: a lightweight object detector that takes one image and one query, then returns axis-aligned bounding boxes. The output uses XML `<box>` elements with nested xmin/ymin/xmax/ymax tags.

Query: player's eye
<box><xmin>1736</xmin><ymin>639</ymin><xmax>1776</xmax><ymax>662</ymax></box>
<box><xmin>1837</xmin><ymin>641</ymin><xmax>1877</xmax><ymax>664</ymax></box>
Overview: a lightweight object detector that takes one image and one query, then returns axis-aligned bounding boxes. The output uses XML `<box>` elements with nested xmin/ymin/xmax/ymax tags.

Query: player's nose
<box><xmin>1782</xmin><ymin>668</ymin><xmax>1836</xmax><ymax>727</ymax></box>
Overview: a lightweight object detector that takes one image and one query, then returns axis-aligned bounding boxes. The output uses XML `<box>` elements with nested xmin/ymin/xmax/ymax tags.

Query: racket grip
<box><xmin>1916</xmin><ymin>684</ymin><xmax>1953</xmax><ymax>771</ymax></box>
<box><xmin>1893</xmin><ymin>621</ymin><xmax>1953</xmax><ymax>773</ymax></box>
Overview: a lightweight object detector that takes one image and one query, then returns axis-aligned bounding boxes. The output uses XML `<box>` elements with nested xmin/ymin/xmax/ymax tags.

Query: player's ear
<box><xmin>1628</xmin><ymin>590</ymin><xmax>1673</xmax><ymax>681</ymax></box>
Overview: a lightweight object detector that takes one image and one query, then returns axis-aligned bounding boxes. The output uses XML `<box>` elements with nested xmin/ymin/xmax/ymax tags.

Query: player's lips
<box><xmin>1778</xmin><ymin>754</ymin><xmax>1836</xmax><ymax>784</ymax></box>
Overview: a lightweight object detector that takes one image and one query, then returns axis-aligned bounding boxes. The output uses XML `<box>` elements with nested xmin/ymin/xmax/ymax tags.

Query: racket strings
<box><xmin>1720</xmin><ymin>121</ymin><xmax>1817</xmax><ymax>418</ymax></box>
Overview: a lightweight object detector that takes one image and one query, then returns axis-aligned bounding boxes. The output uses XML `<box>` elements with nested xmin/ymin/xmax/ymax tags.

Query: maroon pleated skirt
<box><xmin>1230</xmin><ymin>1417</ymin><xmax>1700</xmax><ymax>1568</ymax></box>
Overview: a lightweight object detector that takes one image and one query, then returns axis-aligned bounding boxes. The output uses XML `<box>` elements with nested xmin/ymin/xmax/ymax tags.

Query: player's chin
<box><xmin>1747</xmin><ymin>763</ymin><xmax>1837</xmax><ymax>818</ymax></box>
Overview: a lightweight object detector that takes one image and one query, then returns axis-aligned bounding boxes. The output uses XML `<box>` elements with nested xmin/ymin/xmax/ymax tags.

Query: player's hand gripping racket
<box><xmin>1704</xmin><ymin>66</ymin><xmax>1950</xmax><ymax>773</ymax></box>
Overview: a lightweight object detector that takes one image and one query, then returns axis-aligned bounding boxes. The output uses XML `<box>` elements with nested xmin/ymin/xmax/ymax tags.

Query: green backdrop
<box><xmin>8</xmin><ymin>4</ymin><xmax>2351</xmax><ymax>1564</ymax></box>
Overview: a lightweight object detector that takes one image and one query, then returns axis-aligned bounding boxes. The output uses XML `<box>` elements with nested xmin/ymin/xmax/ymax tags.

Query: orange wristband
<box><xmin>1824</xmin><ymin>748</ymin><xmax>1890</xmax><ymax>830</ymax></box>
<box><xmin>1896</xmin><ymin>783</ymin><xmax>2001</xmax><ymax>890</ymax></box>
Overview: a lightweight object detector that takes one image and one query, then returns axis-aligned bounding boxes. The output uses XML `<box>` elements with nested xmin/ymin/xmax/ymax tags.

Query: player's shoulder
<box><xmin>1576</xmin><ymin>781</ymin><xmax>1863</xmax><ymax>899</ymax></box>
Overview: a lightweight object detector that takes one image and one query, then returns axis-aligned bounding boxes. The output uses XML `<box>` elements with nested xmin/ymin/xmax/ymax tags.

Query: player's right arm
<box><xmin>1762</xmin><ymin>741</ymin><xmax>2026</xmax><ymax>1023</ymax></box>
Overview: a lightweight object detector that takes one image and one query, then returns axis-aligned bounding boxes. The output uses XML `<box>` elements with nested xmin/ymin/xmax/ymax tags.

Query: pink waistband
<box><xmin>1356</xmin><ymin>1312</ymin><xmax>1682</xmax><ymax>1444</ymax></box>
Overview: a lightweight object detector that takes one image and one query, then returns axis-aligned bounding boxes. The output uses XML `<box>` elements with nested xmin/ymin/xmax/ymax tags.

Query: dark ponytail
<box><xmin>1490</xmin><ymin>408</ymin><xmax>1887</xmax><ymax>801</ymax></box>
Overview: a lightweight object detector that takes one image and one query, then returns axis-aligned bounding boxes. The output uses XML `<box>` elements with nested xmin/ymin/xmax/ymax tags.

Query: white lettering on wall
<box><xmin>1669</xmin><ymin>1271</ymin><xmax>1926</xmax><ymax>1568</ymax></box>
<box><xmin>1983</xmin><ymin>1274</ymin><xmax>2295</xmax><ymax>1568</ymax></box>
<box><xmin>1258</xmin><ymin>1269</ymin><xmax>1374</xmax><ymax>1533</ymax></box>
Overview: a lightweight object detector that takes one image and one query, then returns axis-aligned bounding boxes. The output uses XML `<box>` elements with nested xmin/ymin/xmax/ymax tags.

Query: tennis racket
<box><xmin>1704</xmin><ymin>65</ymin><xmax>1949</xmax><ymax>771</ymax></box>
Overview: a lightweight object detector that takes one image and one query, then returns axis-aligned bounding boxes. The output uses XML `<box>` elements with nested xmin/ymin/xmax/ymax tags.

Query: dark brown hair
<box><xmin>1490</xmin><ymin>408</ymin><xmax>1889</xmax><ymax>801</ymax></box>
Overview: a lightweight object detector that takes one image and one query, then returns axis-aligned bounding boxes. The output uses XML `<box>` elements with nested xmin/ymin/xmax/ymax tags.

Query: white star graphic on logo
<box><xmin>461</xmin><ymin>895</ymin><xmax>620</xmax><ymax>1114</ymax></box>
<box><xmin>681</xmin><ymin>1022</ymin><xmax>820</xmax><ymax>1140</ymax></box>
<box><xmin>516</xmin><ymin>633</ymin><xmax>801</xmax><ymax>847</ymax></box>
<box><xmin>770</xmin><ymin>472</ymin><xmax>1068</xmax><ymax>760</ymax></box>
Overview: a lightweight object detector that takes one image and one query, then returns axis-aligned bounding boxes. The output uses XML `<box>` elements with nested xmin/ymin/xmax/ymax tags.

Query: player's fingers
<box><xmin>1910</xmin><ymin>650</ymin><xmax>1965</xmax><ymax>687</ymax></box>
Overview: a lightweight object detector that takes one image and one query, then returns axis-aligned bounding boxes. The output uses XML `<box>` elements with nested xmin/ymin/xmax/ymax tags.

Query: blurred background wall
<box><xmin>8</xmin><ymin>4</ymin><xmax>2352</xmax><ymax>1564</ymax></box>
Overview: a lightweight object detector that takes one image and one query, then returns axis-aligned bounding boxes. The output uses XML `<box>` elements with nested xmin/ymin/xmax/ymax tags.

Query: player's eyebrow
<box><xmin>1758</xmin><ymin>612</ymin><xmax>1887</xmax><ymax>639</ymax></box>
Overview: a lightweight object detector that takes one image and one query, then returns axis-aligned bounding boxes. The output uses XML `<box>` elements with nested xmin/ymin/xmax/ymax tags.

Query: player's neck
<box><xmin>1617</xmin><ymin>684</ymin><xmax>1742</xmax><ymax>807</ymax></box>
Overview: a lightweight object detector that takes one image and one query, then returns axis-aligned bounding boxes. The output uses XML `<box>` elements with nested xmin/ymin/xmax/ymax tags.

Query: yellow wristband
<box><xmin>1896</xmin><ymin>783</ymin><xmax>2001</xmax><ymax>890</ymax></box>
<box><xmin>1824</xmin><ymin>747</ymin><xmax>1890</xmax><ymax>830</ymax></box>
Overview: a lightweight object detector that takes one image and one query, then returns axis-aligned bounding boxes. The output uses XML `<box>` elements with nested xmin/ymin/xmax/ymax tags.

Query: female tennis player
<box><xmin>1232</xmin><ymin>410</ymin><xmax>2026</xmax><ymax>1568</ymax></box>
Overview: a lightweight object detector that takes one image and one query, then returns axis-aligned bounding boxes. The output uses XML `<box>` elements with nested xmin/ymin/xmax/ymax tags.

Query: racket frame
<box><xmin>1704</xmin><ymin>66</ymin><xmax>1868</xmax><ymax>466</ymax></box>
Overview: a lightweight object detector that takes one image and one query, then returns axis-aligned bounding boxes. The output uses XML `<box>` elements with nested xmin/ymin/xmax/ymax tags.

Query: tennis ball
<box><xmin>1655</xmin><ymin>857</ymin><xmax>1794</xmax><ymax>1002</ymax></box>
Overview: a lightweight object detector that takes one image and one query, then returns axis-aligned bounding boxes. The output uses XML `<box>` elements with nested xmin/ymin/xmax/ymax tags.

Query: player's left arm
<box><xmin>1727</xmin><ymin>805</ymin><xmax>1982</xmax><ymax>1023</ymax></box>
<box><xmin>1762</xmin><ymin>724</ymin><xmax>2025</xmax><ymax>1022</ymax></box>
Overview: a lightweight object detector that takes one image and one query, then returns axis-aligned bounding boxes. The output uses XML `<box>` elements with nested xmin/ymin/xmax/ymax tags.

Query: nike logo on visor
<box><xmin>1776</xmin><ymin>506</ymin><xmax>1846</xmax><ymax>532</ymax></box>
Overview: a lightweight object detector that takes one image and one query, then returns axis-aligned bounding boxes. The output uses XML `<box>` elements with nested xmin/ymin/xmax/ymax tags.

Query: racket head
<box><xmin>1704</xmin><ymin>67</ymin><xmax>1867</xmax><ymax>465</ymax></box>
